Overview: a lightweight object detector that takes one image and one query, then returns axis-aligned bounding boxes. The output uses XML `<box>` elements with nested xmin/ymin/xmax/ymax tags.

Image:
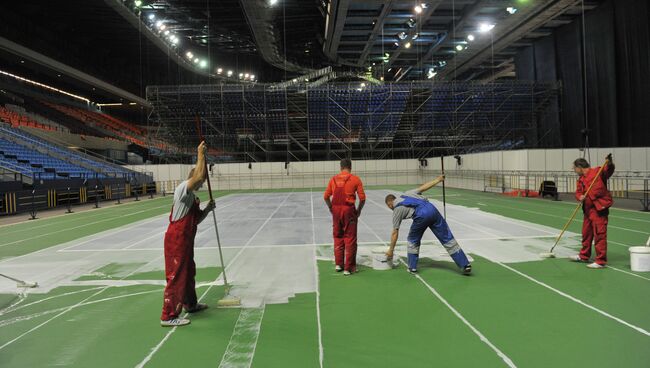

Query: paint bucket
<box><xmin>371</xmin><ymin>247</ymin><xmax>393</xmax><ymax>270</ymax></box>
<box><xmin>629</xmin><ymin>247</ymin><xmax>650</xmax><ymax>272</ymax></box>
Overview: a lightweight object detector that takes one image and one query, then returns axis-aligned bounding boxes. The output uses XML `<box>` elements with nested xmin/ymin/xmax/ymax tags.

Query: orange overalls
<box><xmin>576</xmin><ymin>164</ymin><xmax>615</xmax><ymax>265</ymax></box>
<box><xmin>161</xmin><ymin>199</ymin><xmax>200</xmax><ymax>321</ymax></box>
<box><xmin>325</xmin><ymin>172</ymin><xmax>364</xmax><ymax>272</ymax></box>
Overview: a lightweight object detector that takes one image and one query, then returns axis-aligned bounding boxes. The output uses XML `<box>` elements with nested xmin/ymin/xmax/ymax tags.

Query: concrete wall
<box><xmin>128</xmin><ymin>147</ymin><xmax>650</xmax><ymax>193</ymax></box>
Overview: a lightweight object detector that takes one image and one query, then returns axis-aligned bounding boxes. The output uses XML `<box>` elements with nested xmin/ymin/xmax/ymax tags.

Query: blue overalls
<box><xmin>395</xmin><ymin>195</ymin><xmax>470</xmax><ymax>271</ymax></box>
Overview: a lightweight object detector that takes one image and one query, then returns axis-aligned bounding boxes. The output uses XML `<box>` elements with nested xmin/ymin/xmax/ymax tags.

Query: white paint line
<box><xmin>0</xmin><ymin>286</ymin><xmax>105</xmax><ymax>316</ymax></box>
<box><xmin>217</xmin><ymin>307</ymin><xmax>265</xmax><ymax>368</ymax></box>
<box><xmin>313</xmin><ymin>244</ymin><xmax>324</xmax><ymax>368</ymax></box>
<box><xmin>496</xmin><ymin>261</ymin><xmax>650</xmax><ymax>337</ymax></box>
<box><xmin>608</xmin><ymin>265</ymin><xmax>650</xmax><ymax>282</ymax></box>
<box><xmin>402</xmin><ymin>259</ymin><xmax>517</xmax><ymax>367</ymax></box>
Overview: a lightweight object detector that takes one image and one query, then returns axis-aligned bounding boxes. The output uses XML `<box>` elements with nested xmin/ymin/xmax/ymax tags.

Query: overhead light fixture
<box><xmin>479</xmin><ymin>23</ymin><xmax>495</xmax><ymax>33</ymax></box>
<box><xmin>134</xmin><ymin>0</ymin><xmax>142</xmax><ymax>7</ymax></box>
<box><xmin>507</xmin><ymin>7</ymin><xmax>518</xmax><ymax>14</ymax></box>
<box><xmin>0</xmin><ymin>69</ymin><xmax>90</xmax><ymax>103</ymax></box>
<box><xmin>199</xmin><ymin>60</ymin><xmax>207</xmax><ymax>68</ymax></box>
<box><xmin>160</xmin><ymin>24</ymin><xmax>166</xmax><ymax>31</ymax></box>
<box><xmin>412</xmin><ymin>33</ymin><xmax>419</xmax><ymax>40</ymax></box>
<box><xmin>398</xmin><ymin>32</ymin><xmax>407</xmax><ymax>40</ymax></box>
<box><xmin>455</xmin><ymin>44</ymin><xmax>464</xmax><ymax>51</ymax></box>
<box><xmin>186</xmin><ymin>51</ymin><xmax>194</xmax><ymax>59</ymax></box>
<box><xmin>250</xmin><ymin>75</ymin><xmax>255</xmax><ymax>80</ymax></box>
<box><xmin>227</xmin><ymin>70</ymin><xmax>233</xmax><ymax>76</ymax></box>
<box><xmin>427</xmin><ymin>69</ymin><xmax>437</xmax><ymax>79</ymax></box>
<box><xmin>414</xmin><ymin>5</ymin><xmax>423</xmax><ymax>14</ymax></box>
<box><xmin>406</xmin><ymin>18</ymin><xmax>416</xmax><ymax>28</ymax></box>
<box><xmin>405</xmin><ymin>42</ymin><xmax>412</xmax><ymax>49</ymax></box>
<box><xmin>239</xmin><ymin>73</ymin><xmax>244</xmax><ymax>79</ymax></box>
<box><xmin>360</xmin><ymin>82</ymin><xmax>366</xmax><ymax>88</ymax></box>
<box><xmin>292</xmin><ymin>78</ymin><xmax>297</xmax><ymax>82</ymax></box>
<box><xmin>269</xmin><ymin>0</ymin><xmax>278</xmax><ymax>4</ymax></box>
<box><xmin>380</xmin><ymin>76</ymin><xmax>384</xmax><ymax>81</ymax></box>
<box><xmin>393</xmin><ymin>42</ymin><xmax>399</xmax><ymax>47</ymax></box>
<box><xmin>217</xmin><ymin>68</ymin><xmax>223</xmax><ymax>74</ymax></box>
<box><xmin>156</xmin><ymin>20</ymin><xmax>163</xmax><ymax>28</ymax></box>
<box><xmin>164</xmin><ymin>30</ymin><xmax>170</xmax><ymax>35</ymax></box>
<box><xmin>194</xmin><ymin>58</ymin><xmax>199</xmax><ymax>64</ymax></box>
<box><xmin>244</xmin><ymin>73</ymin><xmax>250</xmax><ymax>79</ymax></box>
<box><xmin>171</xmin><ymin>37</ymin><xmax>179</xmax><ymax>45</ymax></box>
<box><xmin>148</xmin><ymin>14</ymin><xmax>155</xmax><ymax>20</ymax></box>
<box><xmin>467</xmin><ymin>34</ymin><xmax>475</xmax><ymax>41</ymax></box>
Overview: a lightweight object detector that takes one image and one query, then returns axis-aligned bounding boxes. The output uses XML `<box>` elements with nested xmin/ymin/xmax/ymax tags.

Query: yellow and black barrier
<box><xmin>3</xmin><ymin>192</ymin><xmax>17</xmax><ymax>214</ymax></box>
<box><xmin>79</xmin><ymin>187</ymin><xmax>88</xmax><ymax>203</ymax></box>
<box><xmin>104</xmin><ymin>185</ymin><xmax>112</xmax><ymax>200</ymax></box>
<box><xmin>47</xmin><ymin>189</ymin><xmax>57</xmax><ymax>208</ymax></box>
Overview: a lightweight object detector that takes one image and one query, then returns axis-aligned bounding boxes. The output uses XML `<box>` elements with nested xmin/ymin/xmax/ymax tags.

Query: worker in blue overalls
<box><xmin>384</xmin><ymin>175</ymin><xmax>472</xmax><ymax>275</ymax></box>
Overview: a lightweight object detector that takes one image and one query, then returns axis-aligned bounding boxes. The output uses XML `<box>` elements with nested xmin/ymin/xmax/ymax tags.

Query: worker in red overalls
<box><xmin>160</xmin><ymin>141</ymin><xmax>215</xmax><ymax>327</ymax></box>
<box><xmin>571</xmin><ymin>154</ymin><xmax>615</xmax><ymax>269</ymax></box>
<box><xmin>324</xmin><ymin>159</ymin><xmax>366</xmax><ymax>275</ymax></box>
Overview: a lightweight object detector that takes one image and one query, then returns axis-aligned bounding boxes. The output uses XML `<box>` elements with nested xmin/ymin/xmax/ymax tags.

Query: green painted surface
<box><xmin>0</xmin><ymin>186</ymin><xmax>648</xmax><ymax>367</ymax></box>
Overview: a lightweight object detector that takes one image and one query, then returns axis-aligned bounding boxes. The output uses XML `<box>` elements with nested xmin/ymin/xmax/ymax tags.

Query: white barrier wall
<box><xmin>127</xmin><ymin>147</ymin><xmax>650</xmax><ymax>192</ymax></box>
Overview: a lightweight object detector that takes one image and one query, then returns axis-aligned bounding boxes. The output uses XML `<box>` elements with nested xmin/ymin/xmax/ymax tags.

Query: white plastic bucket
<box><xmin>371</xmin><ymin>247</ymin><xmax>393</xmax><ymax>270</ymax></box>
<box><xmin>629</xmin><ymin>247</ymin><xmax>650</xmax><ymax>272</ymax></box>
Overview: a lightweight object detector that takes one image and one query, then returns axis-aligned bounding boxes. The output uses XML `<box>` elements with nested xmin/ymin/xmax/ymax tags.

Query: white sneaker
<box><xmin>587</xmin><ymin>263</ymin><xmax>605</xmax><ymax>269</ymax></box>
<box><xmin>569</xmin><ymin>255</ymin><xmax>588</xmax><ymax>263</ymax></box>
<box><xmin>160</xmin><ymin>318</ymin><xmax>191</xmax><ymax>327</ymax></box>
<box><xmin>335</xmin><ymin>265</ymin><xmax>343</xmax><ymax>272</ymax></box>
<box><xmin>343</xmin><ymin>270</ymin><xmax>351</xmax><ymax>276</ymax></box>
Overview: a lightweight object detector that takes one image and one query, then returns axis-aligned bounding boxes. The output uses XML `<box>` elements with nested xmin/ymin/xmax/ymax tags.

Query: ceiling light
<box><xmin>0</xmin><ymin>69</ymin><xmax>90</xmax><ymax>103</ymax></box>
<box><xmin>148</xmin><ymin>14</ymin><xmax>155</xmax><ymax>20</ymax></box>
<box><xmin>360</xmin><ymin>83</ymin><xmax>366</xmax><ymax>88</ymax></box>
<box><xmin>134</xmin><ymin>0</ymin><xmax>142</xmax><ymax>7</ymax></box>
<box><xmin>186</xmin><ymin>51</ymin><xmax>193</xmax><ymax>59</ymax></box>
<box><xmin>507</xmin><ymin>7</ymin><xmax>518</xmax><ymax>14</ymax></box>
<box><xmin>194</xmin><ymin>58</ymin><xmax>199</xmax><ymax>64</ymax></box>
<box><xmin>227</xmin><ymin>70</ymin><xmax>233</xmax><ymax>76</ymax></box>
<box><xmin>393</xmin><ymin>42</ymin><xmax>399</xmax><ymax>47</ymax></box>
<box><xmin>414</xmin><ymin>5</ymin><xmax>423</xmax><ymax>14</ymax></box>
<box><xmin>479</xmin><ymin>23</ymin><xmax>495</xmax><ymax>33</ymax></box>
<box><xmin>244</xmin><ymin>73</ymin><xmax>250</xmax><ymax>79</ymax></box>
<box><xmin>269</xmin><ymin>0</ymin><xmax>278</xmax><ymax>4</ymax></box>
<box><xmin>456</xmin><ymin>44</ymin><xmax>464</xmax><ymax>51</ymax></box>
<box><xmin>405</xmin><ymin>42</ymin><xmax>411</xmax><ymax>49</ymax></box>
<box><xmin>217</xmin><ymin>68</ymin><xmax>223</xmax><ymax>74</ymax></box>
<box><xmin>398</xmin><ymin>32</ymin><xmax>407</xmax><ymax>40</ymax></box>
<box><xmin>467</xmin><ymin>34</ymin><xmax>475</xmax><ymax>41</ymax></box>
<box><xmin>407</xmin><ymin>18</ymin><xmax>416</xmax><ymax>28</ymax></box>
<box><xmin>380</xmin><ymin>76</ymin><xmax>384</xmax><ymax>81</ymax></box>
<box><xmin>250</xmin><ymin>75</ymin><xmax>255</xmax><ymax>80</ymax></box>
<box><xmin>156</xmin><ymin>21</ymin><xmax>163</xmax><ymax>28</ymax></box>
<box><xmin>164</xmin><ymin>30</ymin><xmax>170</xmax><ymax>35</ymax></box>
<box><xmin>412</xmin><ymin>33</ymin><xmax>419</xmax><ymax>40</ymax></box>
<box><xmin>199</xmin><ymin>60</ymin><xmax>207</xmax><ymax>68</ymax></box>
<box><xmin>239</xmin><ymin>73</ymin><xmax>244</xmax><ymax>78</ymax></box>
<box><xmin>292</xmin><ymin>78</ymin><xmax>297</xmax><ymax>82</ymax></box>
<box><xmin>160</xmin><ymin>24</ymin><xmax>166</xmax><ymax>31</ymax></box>
<box><xmin>171</xmin><ymin>37</ymin><xmax>179</xmax><ymax>45</ymax></box>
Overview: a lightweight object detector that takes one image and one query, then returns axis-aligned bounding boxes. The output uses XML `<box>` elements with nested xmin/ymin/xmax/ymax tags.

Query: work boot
<box><xmin>587</xmin><ymin>262</ymin><xmax>605</xmax><ymax>269</ymax></box>
<box><xmin>569</xmin><ymin>255</ymin><xmax>589</xmax><ymax>263</ymax></box>
<box><xmin>335</xmin><ymin>265</ymin><xmax>343</xmax><ymax>272</ymax></box>
<box><xmin>463</xmin><ymin>264</ymin><xmax>472</xmax><ymax>275</ymax></box>
<box><xmin>343</xmin><ymin>270</ymin><xmax>352</xmax><ymax>276</ymax></box>
<box><xmin>160</xmin><ymin>318</ymin><xmax>191</xmax><ymax>327</ymax></box>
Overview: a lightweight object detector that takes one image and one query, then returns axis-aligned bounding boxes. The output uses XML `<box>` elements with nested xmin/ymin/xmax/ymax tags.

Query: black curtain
<box><xmin>614</xmin><ymin>0</ymin><xmax>650</xmax><ymax>146</ymax></box>
<box><xmin>514</xmin><ymin>0</ymin><xmax>650</xmax><ymax>148</ymax></box>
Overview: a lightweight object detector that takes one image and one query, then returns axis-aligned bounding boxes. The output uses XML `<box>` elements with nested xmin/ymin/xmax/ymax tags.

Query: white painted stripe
<box><xmin>0</xmin><ymin>286</ymin><xmax>105</xmax><ymax>316</ymax></box>
<box><xmin>497</xmin><ymin>261</ymin><xmax>650</xmax><ymax>337</ymax></box>
<box><xmin>311</xmin><ymin>190</ymin><xmax>324</xmax><ymax>368</ymax></box>
<box><xmin>217</xmin><ymin>308</ymin><xmax>265</xmax><ymax>368</ymax></box>
<box><xmin>607</xmin><ymin>265</ymin><xmax>650</xmax><ymax>282</ymax></box>
<box><xmin>404</xmin><ymin>260</ymin><xmax>518</xmax><ymax>367</ymax></box>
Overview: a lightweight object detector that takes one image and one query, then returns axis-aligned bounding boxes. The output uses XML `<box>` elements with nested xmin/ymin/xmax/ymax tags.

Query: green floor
<box><xmin>1</xmin><ymin>187</ymin><xmax>649</xmax><ymax>367</ymax></box>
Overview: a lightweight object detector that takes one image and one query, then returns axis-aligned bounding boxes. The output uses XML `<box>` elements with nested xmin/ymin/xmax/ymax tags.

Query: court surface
<box><xmin>1</xmin><ymin>186</ymin><xmax>649</xmax><ymax>367</ymax></box>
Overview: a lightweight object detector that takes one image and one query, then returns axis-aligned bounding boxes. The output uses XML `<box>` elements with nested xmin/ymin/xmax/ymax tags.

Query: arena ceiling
<box><xmin>0</xmin><ymin>0</ymin><xmax>598</xmax><ymax>103</ymax></box>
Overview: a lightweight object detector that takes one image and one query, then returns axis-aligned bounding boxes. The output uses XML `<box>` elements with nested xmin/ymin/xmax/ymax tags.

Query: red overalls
<box><xmin>161</xmin><ymin>199</ymin><xmax>200</xmax><ymax>321</ymax></box>
<box><xmin>576</xmin><ymin>164</ymin><xmax>615</xmax><ymax>265</ymax></box>
<box><xmin>331</xmin><ymin>175</ymin><xmax>358</xmax><ymax>272</ymax></box>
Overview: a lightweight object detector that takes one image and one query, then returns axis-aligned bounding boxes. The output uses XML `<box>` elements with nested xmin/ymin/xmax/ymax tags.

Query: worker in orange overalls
<box><xmin>324</xmin><ymin>159</ymin><xmax>366</xmax><ymax>275</ymax></box>
<box><xmin>571</xmin><ymin>154</ymin><xmax>615</xmax><ymax>269</ymax></box>
<box><xmin>160</xmin><ymin>141</ymin><xmax>215</xmax><ymax>327</ymax></box>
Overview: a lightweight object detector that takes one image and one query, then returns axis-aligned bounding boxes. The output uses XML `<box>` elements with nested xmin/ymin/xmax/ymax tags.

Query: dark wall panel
<box><xmin>555</xmin><ymin>20</ymin><xmax>585</xmax><ymax>148</ymax></box>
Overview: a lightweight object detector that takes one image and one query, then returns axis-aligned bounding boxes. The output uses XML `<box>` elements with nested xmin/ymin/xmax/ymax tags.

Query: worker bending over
<box><xmin>324</xmin><ymin>159</ymin><xmax>365</xmax><ymax>275</ymax></box>
<box><xmin>571</xmin><ymin>154</ymin><xmax>615</xmax><ymax>269</ymax></box>
<box><xmin>385</xmin><ymin>176</ymin><xmax>471</xmax><ymax>275</ymax></box>
<box><xmin>160</xmin><ymin>141</ymin><xmax>215</xmax><ymax>327</ymax></box>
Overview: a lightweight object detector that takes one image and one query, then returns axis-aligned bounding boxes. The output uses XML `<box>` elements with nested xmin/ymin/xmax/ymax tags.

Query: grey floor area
<box><xmin>0</xmin><ymin>190</ymin><xmax>578</xmax><ymax>307</ymax></box>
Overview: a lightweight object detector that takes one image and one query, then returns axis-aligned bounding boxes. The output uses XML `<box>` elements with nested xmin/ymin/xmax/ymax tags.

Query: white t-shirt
<box><xmin>171</xmin><ymin>180</ymin><xmax>197</xmax><ymax>221</ymax></box>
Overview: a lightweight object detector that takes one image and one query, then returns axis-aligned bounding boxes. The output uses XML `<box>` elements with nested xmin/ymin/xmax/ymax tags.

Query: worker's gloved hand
<box><xmin>606</xmin><ymin>153</ymin><xmax>613</xmax><ymax>163</ymax></box>
<box><xmin>205</xmin><ymin>199</ymin><xmax>216</xmax><ymax>212</ymax></box>
<box><xmin>578</xmin><ymin>194</ymin><xmax>586</xmax><ymax>202</ymax></box>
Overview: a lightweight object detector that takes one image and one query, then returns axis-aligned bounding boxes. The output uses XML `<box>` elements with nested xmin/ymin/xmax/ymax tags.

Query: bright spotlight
<box><xmin>186</xmin><ymin>51</ymin><xmax>193</xmax><ymax>59</ymax></box>
<box><xmin>148</xmin><ymin>14</ymin><xmax>155</xmax><ymax>20</ymax></box>
<box><xmin>160</xmin><ymin>24</ymin><xmax>166</xmax><ymax>31</ymax></box>
<box><xmin>405</xmin><ymin>42</ymin><xmax>411</xmax><ymax>49</ymax></box>
<box><xmin>414</xmin><ymin>5</ymin><xmax>423</xmax><ymax>14</ymax></box>
<box><xmin>194</xmin><ymin>58</ymin><xmax>199</xmax><ymax>64</ymax></box>
<box><xmin>244</xmin><ymin>73</ymin><xmax>250</xmax><ymax>79</ymax></box>
<box><xmin>199</xmin><ymin>60</ymin><xmax>207</xmax><ymax>68</ymax></box>
<box><xmin>250</xmin><ymin>75</ymin><xmax>255</xmax><ymax>80</ymax></box>
<box><xmin>269</xmin><ymin>0</ymin><xmax>278</xmax><ymax>4</ymax></box>
<box><xmin>479</xmin><ymin>23</ymin><xmax>495</xmax><ymax>33</ymax></box>
<box><xmin>506</xmin><ymin>7</ymin><xmax>518</xmax><ymax>14</ymax></box>
<box><xmin>467</xmin><ymin>34</ymin><xmax>475</xmax><ymax>41</ymax></box>
<box><xmin>456</xmin><ymin>44</ymin><xmax>464</xmax><ymax>51</ymax></box>
<box><xmin>164</xmin><ymin>30</ymin><xmax>170</xmax><ymax>35</ymax></box>
<box><xmin>217</xmin><ymin>68</ymin><xmax>223</xmax><ymax>74</ymax></box>
<box><xmin>360</xmin><ymin>82</ymin><xmax>366</xmax><ymax>88</ymax></box>
<box><xmin>156</xmin><ymin>20</ymin><xmax>163</xmax><ymax>28</ymax></box>
<box><xmin>398</xmin><ymin>32</ymin><xmax>407</xmax><ymax>40</ymax></box>
<box><xmin>239</xmin><ymin>73</ymin><xmax>244</xmax><ymax>78</ymax></box>
<box><xmin>227</xmin><ymin>70</ymin><xmax>233</xmax><ymax>76</ymax></box>
<box><xmin>134</xmin><ymin>0</ymin><xmax>142</xmax><ymax>7</ymax></box>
